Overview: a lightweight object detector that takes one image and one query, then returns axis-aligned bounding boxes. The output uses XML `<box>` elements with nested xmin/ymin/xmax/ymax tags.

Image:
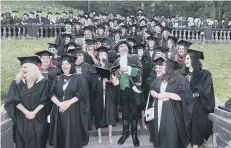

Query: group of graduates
<box><xmin>4</xmin><ymin>9</ymin><xmax>216</xmax><ymax>148</ymax></box>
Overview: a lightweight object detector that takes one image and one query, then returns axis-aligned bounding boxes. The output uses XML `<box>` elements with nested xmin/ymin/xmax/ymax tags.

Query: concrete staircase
<box><xmin>46</xmin><ymin>118</ymin><xmax>153</xmax><ymax>148</ymax></box>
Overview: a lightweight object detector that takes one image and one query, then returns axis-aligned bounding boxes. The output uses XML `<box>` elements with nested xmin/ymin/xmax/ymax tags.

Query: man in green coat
<box><xmin>113</xmin><ymin>39</ymin><xmax>143</xmax><ymax>147</ymax></box>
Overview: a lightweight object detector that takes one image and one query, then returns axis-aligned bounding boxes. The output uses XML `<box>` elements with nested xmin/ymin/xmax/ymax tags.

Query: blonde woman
<box><xmin>4</xmin><ymin>56</ymin><xmax>49</xmax><ymax>148</ymax></box>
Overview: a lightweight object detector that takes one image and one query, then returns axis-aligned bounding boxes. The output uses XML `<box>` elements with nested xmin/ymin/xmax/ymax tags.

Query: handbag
<box><xmin>145</xmin><ymin>92</ymin><xmax>155</xmax><ymax>121</ymax></box>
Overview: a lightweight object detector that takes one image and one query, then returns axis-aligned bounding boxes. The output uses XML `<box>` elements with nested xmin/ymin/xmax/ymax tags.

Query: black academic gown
<box><xmin>142</xmin><ymin>50</ymin><xmax>155</xmax><ymax>103</ymax></box>
<box><xmin>92</xmin><ymin>63</ymin><xmax>118</xmax><ymax>129</ymax></box>
<box><xmin>4</xmin><ymin>78</ymin><xmax>49</xmax><ymax>148</ymax></box>
<box><xmin>75</xmin><ymin>62</ymin><xmax>93</xmax><ymax>130</ymax></box>
<box><xmin>48</xmin><ymin>74</ymin><xmax>89</xmax><ymax>148</ymax></box>
<box><xmin>186</xmin><ymin>69</ymin><xmax>215</xmax><ymax>146</ymax></box>
<box><xmin>149</xmin><ymin>75</ymin><xmax>193</xmax><ymax>148</ymax></box>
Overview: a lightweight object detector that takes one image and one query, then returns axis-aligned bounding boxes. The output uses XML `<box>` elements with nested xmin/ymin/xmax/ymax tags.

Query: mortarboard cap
<box><xmin>62</xmin><ymin>11</ymin><xmax>67</xmax><ymax>15</ymax></box>
<box><xmin>120</xmin><ymin>25</ymin><xmax>128</xmax><ymax>29</ymax></box>
<box><xmin>63</xmin><ymin>20</ymin><xmax>73</xmax><ymax>26</ymax></box>
<box><xmin>167</xmin><ymin>36</ymin><xmax>178</xmax><ymax>43</ymax></box>
<box><xmin>126</xmin><ymin>36</ymin><xmax>137</xmax><ymax>44</ymax></box>
<box><xmin>17</xmin><ymin>56</ymin><xmax>41</xmax><ymax>66</ymax></box>
<box><xmin>65</xmin><ymin>41</ymin><xmax>77</xmax><ymax>48</ymax></box>
<box><xmin>97</xmin><ymin>25</ymin><xmax>105</xmax><ymax>30</ymax></box>
<box><xmin>61</xmin><ymin>33</ymin><xmax>73</xmax><ymax>39</ymax></box>
<box><xmin>85</xmin><ymin>39</ymin><xmax>96</xmax><ymax>45</ymax></box>
<box><xmin>67</xmin><ymin>47</ymin><xmax>83</xmax><ymax>56</ymax></box>
<box><xmin>60</xmin><ymin>55</ymin><xmax>77</xmax><ymax>63</ymax></box>
<box><xmin>94</xmin><ymin>65</ymin><xmax>120</xmax><ymax>80</ymax></box>
<box><xmin>133</xmin><ymin>44</ymin><xmax>145</xmax><ymax>50</ymax></box>
<box><xmin>12</xmin><ymin>10</ymin><xmax>18</xmax><ymax>13</ymax></box>
<box><xmin>47</xmin><ymin>43</ymin><xmax>57</xmax><ymax>49</ymax></box>
<box><xmin>95</xmin><ymin>46</ymin><xmax>109</xmax><ymax>53</ymax></box>
<box><xmin>75</xmin><ymin>33</ymin><xmax>84</xmax><ymax>38</ymax></box>
<box><xmin>153</xmin><ymin>56</ymin><xmax>165</xmax><ymax>65</ymax></box>
<box><xmin>113</xmin><ymin>39</ymin><xmax>133</xmax><ymax>52</ymax></box>
<box><xmin>35</xmin><ymin>50</ymin><xmax>54</xmax><ymax>57</ymax></box>
<box><xmin>177</xmin><ymin>40</ymin><xmax>193</xmax><ymax>47</ymax></box>
<box><xmin>146</xmin><ymin>35</ymin><xmax>157</xmax><ymax>41</ymax></box>
<box><xmin>188</xmin><ymin>49</ymin><xmax>204</xmax><ymax>60</ymax></box>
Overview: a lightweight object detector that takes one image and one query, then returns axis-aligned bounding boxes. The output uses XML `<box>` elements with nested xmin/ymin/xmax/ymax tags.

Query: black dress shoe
<box><xmin>118</xmin><ymin>119</ymin><xmax>130</xmax><ymax>145</ymax></box>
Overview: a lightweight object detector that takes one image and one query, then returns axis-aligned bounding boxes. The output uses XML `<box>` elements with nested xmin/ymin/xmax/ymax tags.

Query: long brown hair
<box><xmin>161</xmin><ymin>59</ymin><xmax>177</xmax><ymax>83</ymax></box>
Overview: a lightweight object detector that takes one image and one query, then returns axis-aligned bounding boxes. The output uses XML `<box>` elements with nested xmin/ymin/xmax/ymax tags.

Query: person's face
<box><xmin>87</xmin><ymin>45</ymin><xmax>95</xmax><ymax>51</ymax></box>
<box><xmin>163</xmin><ymin>30</ymin><xmax>169</xmax><ymax>38</ymax></box>
<box><xmin>137</xmin><ymin>49</ymin><xmax>144</xmax><ymax>57</ymax></box>
<box><xmin>155</xmin><ymin>65</ymin><xmax>163</xmax><ymax>76</ymax></box>
<box><xmin>185</xmin><ymin>54</ymin><xmax>192</xmax><ymax>68</ymax></box>
<box><xmin>75</xmin><ymin>38</ymin><xmax>83</xmax><ymax>46</ymax></box>
<box><xmin>155</xmin><ymin>51</ymin><xmax>162</xmax><ymax>57</ymax></box>
<box><xmin>121</xmin><ymin>28</ymin><xmax>126</xmax><ymax>34</ymax></box>
<box><xmin>167</xmin><ymin>39</ymin><xmax>173</xmax><ymax>50</ymax></box>
<box><xmin>62</xmin><ymin>60</ymin><xmax>71</xmax><ymax>74</ymax></box>
<box><xmin>115</xmin><ymin>34</ymin><xmax>120</xmax><ymax>41</ymax></box>
<box><xmin>98</xmin><ymin>28</ymin><xmax>104</xmax><ymax>35</ymax></box>
<box><xmin>148</xmin><ymin>40</ymin><xmax>155</xmax><ymax>48</ymax></box>
<box><xmin>118</xmin><ymin>43</ymin><xmax>129</xmax><ymax>55</ymax></box>
<box><xmin>65</xmin><ymin>24</ymin><xmax>72</xmax><ymax>33</ymax></box>
<box><xmin>21</xmin><ymin>63</ymin><xmax>29</xmax><ymax>78</ymax></box>
<box><xmin>109</xmin><ymin>22</ymin><xmax>114</xmax><ymax>27</ymax></box>
<box><xmin>87</xmin><ymin>19</ymin><xmax>92</xmax><ymax>24</ymax></box>
<box><xmin>132</xmin><ymin>27</ymin><xmax>136</xmax><ymax>32</ymax></box>
<box><xmin>96</xmin><ymin>42</ymin><xmax>101</xmax><ymax>48</ymax></box>
<box><xmin>48</xmin><ymin>48</ymin><xmax>57</xmax><ymax>55</ymax></box>
<box><xmin>23</xmin><ymin>15</ymin><xmax>28</xmax><ymax>19</ymax></box>
<box><xmin>75</xmin><ymin>24</ymin><xmax>81</xmax><ymax>30</ymax></box>
<box><xmin>40</xmin><ymin>56</ymin><xmax>51</xmax><ymax>67</ymax></box>
<box><xmin>84</xmin><ymin>30</ymin><xmax>91</xmax><ymax>38</ymax></box>
<box><xmin>65</xmin><ymin>37</ymin><xmax>71</xmax><ymax>44</ymax></box>
<box><xmin>99</xmin><ymin>52</ymin><xmax>107</xmax><ymax>61</ymax></box>
<box><xmin>76</xmin><ymin>53</ymin><xmax>84</xmax><ymax>64</ymax></box>
<box><xmin>178</xmin><ymin>45</ymin><xmax>186</xmax><ymax>56</ymax></box>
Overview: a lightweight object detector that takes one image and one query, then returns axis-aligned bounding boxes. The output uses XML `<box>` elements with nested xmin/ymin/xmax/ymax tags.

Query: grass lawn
<box><xmin>1</xmin><ymin>40</ymin><xmax>231</xmax><ymax>103</ymax></box>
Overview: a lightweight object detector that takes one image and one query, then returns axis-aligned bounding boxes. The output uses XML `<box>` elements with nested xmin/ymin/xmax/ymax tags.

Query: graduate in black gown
<box><xmin>4</xmin><ymin>56</ymin><xmax>49</xmax><ymax>148</ymax></box>
<box><xmin>92</xmin><ymin>46</ymin><xmax>120</xmax><ymax>144</ymax></box>
<box><xmin>132</xmin><ymin>43</ymin><xmax>147</xmax><ymax>130</ymax></box>
<box><xmin>148</xmin><ymin>56</ymin><xmax>165</xmax><ymax>143</ymax></box>
<box><xmin>149</xmin><ymin>58</ymin><xmax>193</xmax><ymax>148</ymax></box>
<box><xmin>67</xmin><ymin>47</ymin><xmax>94</xmax><ymax>131</ymax></box>
<box><xmin>48</xmin><ymin>55</ymin><xmax>89</xmax><ymax>148</ymax></box>
<box><xmin>47</xmin><ymin>43</ymin><xmax>60</xmax><ymax>66</ymax></box>
<box><xmin>182</xmin><ymin>49</ymin><xmax>215</xmax><ymax>148</ymax></box>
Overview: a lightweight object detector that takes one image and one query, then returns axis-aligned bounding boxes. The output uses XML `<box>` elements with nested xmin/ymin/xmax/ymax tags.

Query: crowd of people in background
<box><xmin>4</xmin><ymin>8</ymin><xmax>216</xmax><ymax>148</ymax></box>
<box><xmin>1</xmin><ymin>9</ymin><xmax>231</xmax><ymax>29</ymax></box>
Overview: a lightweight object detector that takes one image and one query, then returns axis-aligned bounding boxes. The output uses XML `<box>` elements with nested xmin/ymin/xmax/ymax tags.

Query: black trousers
<box><xmin>120</xmin><ymin>88</ymin><xmax>138</xmax><ymax>120</ymax></box>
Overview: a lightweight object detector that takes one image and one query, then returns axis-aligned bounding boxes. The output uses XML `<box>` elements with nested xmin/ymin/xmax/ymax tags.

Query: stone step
<box><xmin>209</xmin><ymin>112</ymin><xmax>231</xmax><ymax>131</ymax></box>
<box><xmin>46</xmin><ymin>135</ymin><xmax>153</xmax><ymax>148</ymax></box>
<box><xmin>215</xmin><ymin>107</ymin><xmax>231</xmax><ymax>120</ymax></box>
<box><xmin>85</xmin><ymin>135</ymin><xmax>153</xmax><ymax>148</ymax></box>
<box><xmin>89</xmin><ymin>122</ymin><xmax>149</xmax><ymax>136</ymax></box>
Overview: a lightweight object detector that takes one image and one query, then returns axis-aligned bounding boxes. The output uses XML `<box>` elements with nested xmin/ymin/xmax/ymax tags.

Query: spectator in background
<box><xmin>21</xmin><ymin>13</ymin><xmax>29</xmax><ymax>24</ymax></box>
<box><xmin>11</xmin><ymin>10</ymin><xmax>21</xmax><ymax>24</ymax></box>
<box><xmin>1</xmin><ymin>13</ymin><xmax>8</xmax><ymax>25</ymax></box>
<box><xmin>35</xmin><ymin>10</ymin><xmax>46</xmax><ymax>25</ymax></box>
<box><xmin>28</xmin><ymin>12</ymin><xmax>36</xmax><ymax>24</ymax></box>
<box><xmin>218</xmin><ymin>18</ymin><xmax>227</xmax><ymax>29</ymax></box>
